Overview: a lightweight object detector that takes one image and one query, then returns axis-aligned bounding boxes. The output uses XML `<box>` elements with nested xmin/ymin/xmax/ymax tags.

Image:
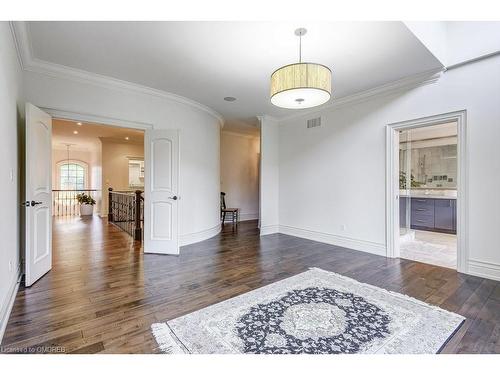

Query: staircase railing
<box><xmin>108</xmin><ymin>188</ymin><xmax>144</xmax><ymax>241</ymax></box>
<box><xmin>52</xmin><ymin>189</ymin><xmax>100</xmax><ymax>216</ymax></box>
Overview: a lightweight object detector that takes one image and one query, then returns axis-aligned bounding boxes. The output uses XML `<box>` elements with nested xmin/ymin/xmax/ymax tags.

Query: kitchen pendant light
<box><xmin>270</xmin><ymin>28</ymin><xmax>332</xmax><ymax>109</ymax></box>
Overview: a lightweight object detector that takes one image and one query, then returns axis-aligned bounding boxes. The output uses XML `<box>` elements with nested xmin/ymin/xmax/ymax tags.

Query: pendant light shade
<box><xmin>270</xmin><ymin>62</ymin><xmax>331</xmax><ymax>109</ymax></box>
<box><xmin>270</xmin><ymin>28</ymin><xmax>332</xmax><ymax>109</ymax></box>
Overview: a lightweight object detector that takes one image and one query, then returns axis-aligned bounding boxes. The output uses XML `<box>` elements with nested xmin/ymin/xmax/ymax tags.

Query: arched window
<box><xmin>58</xmin><ymin>161</ymin><xmax>88</xmax><ymax>190</ymax></box>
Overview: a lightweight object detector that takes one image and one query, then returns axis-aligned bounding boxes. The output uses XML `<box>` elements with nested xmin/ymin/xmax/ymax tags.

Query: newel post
<box><xmin>108</xmin><ymin>187</ymin><xmax>113</xmax><ymax>222</ymax></box>
<box><xmin>134</xmin><ymin>190</ymin><xmax>142</xmax><ymax>241</ymax></box>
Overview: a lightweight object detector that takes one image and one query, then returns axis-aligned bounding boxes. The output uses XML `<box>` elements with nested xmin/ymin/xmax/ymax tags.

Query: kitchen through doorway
<box><xmin>398</xmin><ymin>121</ymin><xmax>458</xmax><ymax>269</ymax></box>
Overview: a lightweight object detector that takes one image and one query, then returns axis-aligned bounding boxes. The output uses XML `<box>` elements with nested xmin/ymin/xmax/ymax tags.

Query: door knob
<box><xmin>30</xmin><ymin>201</ymin><xmax>43</xmax><ymax>206</ymax></box>
<box><xmin>168</xmin><ymin>196</ymin><xmax>178</xmax><ymax>200</ymax></box>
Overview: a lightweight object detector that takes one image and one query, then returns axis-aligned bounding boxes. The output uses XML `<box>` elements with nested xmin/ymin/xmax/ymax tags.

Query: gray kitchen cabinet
<box><xmin>411</xmin><ymin>198</ymin><xmax>435</xmax><ymax>230</ymax></box>
<box><xmin>434</xmin><ymin>199</ymin><xmax>456</xmax><ymax>232</ymax></box>
<box><xmin>406</xmin><ymin>197</ymin><xmax>456</xmax><ymax>234</ymax></box>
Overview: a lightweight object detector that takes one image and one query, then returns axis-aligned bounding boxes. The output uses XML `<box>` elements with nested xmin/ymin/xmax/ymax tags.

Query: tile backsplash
<box><xmin>400</xmin><ymin>144</ymin><xmax>457</xmax><ymax>188</ymax></box>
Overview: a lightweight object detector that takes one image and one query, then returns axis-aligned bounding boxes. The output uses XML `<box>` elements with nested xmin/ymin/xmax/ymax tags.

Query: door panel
<box><xmin>152</xmin><ymin>201</ymin><xmax>173</xmax><ymax>240</ymax></box>
<box><xmin>144</xmin><ymin>129</ymin><xmax>179</xmax><ymax>254</ymax></box>
<box><xmin>25</xmin><ymin>103</ymin><xmax>52</xmax><ymax>286</ymax></box>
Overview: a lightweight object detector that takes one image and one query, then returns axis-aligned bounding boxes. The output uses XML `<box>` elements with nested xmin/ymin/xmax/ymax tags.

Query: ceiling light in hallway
<box><xmin>270</xmin><ymin>28</ymin><xmax>332</xmax><ymax>109</ymax></box>
<box><xmin>73</xmin><ymin>130</ymin><xmax>78</xmax><ymax>134</ymax></box>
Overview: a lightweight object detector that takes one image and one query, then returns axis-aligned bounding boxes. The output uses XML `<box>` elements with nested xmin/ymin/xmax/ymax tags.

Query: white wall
<box><xmin>277</xmin><ymin>55</ymin><xmax>500</xmax><ymax>279</ymax></box>
<box><xmin>0</xmin><ymin>22</ymin><xmax>23</xmax><ymax>340</ymax></box>
<box><xmin>52</xmin><ymin>148</ymin><xmax>97</xmax><ymax>189</ymax></box>
<box><xmin>101</xmin><ymin>139</ymin><xmax>144</xmax><ymax>215</ymax></box>
<box><xmin>259</xmin><ymin>116</ymin><xmax>280</xmax><ymax>234</ymax></box>
<box><xmin>405</xmin><ymin>21</ymin><xmax>500</xmax><ymax>67</ymax></box>
<box><xmin>446</xmin><ymin>22</ymin><xmax>500</xmax><ymax>66</ymax></box>
<box><xmin>220</xmin><ymin>131</ymin><xmax>260</xmax><ymax>221</ymax></box>
<box><xmin>23</xmin><ymin>69</ymin><xmax>222</xmax><ymax>246</ymax></box>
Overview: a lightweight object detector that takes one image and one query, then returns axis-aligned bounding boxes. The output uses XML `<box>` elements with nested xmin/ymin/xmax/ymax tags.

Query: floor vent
<box><xmin>307</xmin><ymin>117</ymin><xmax>321</xmax><ymax>129</ymax></box>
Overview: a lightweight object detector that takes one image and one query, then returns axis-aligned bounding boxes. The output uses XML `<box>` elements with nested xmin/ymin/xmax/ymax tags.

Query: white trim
<box><xmin>468</xmin><ymin>260</ymin><xmax>500</xmax><ymax>282</ymax></box>
<box><xmin>0</xmin><ymin>268</ymin><xmax>21</xmax><ymax>344</ymax></box>
<box><xmin>222</xmin><ymin>212</ymin><xmax>259</xmax><ymax>222</ymax></box>
<box><xmin>10</xmin><ymin>21</ymin><xmax>224</xmax><ymax>128</ymax></box>
<box><xmin>275</xmin><ymin>68</ymin><xmax>443</xmax><ymax>123</ymax></box>
<box><xmin>238</xmin><ymin>212</ymin><xmax>259</xmax><ymax>222</ymax></box>
<box><xmin>259</xmin><ymin>225</ymin><xmax>280</xmax><ymax>236</ymax></box>
<box><xmin>445</xmin><ymin>50</ymin><xmax>500</xmax><ymax>71</ymax></box>
<box><xmin>180</xmin><ymin>224</ymin><xmax>221</xmax><ymax>247</ymax></box>
<box><xmin>385</xmin><ymin>111</ymin><xmax>469</xmax><ymax>274</ymax></box>
<box><xmin>44</xmin><ymin>108</ymin><xmax>153</xmax><ymax>130</ymax></box>
<box><xmin>278</xmin><ymin>225</ymin><xmax>387</xmax><ymax>257</ymax></box>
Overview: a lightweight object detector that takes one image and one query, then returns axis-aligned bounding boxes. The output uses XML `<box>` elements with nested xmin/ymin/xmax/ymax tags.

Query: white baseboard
<box><xmin>180</xmin><ymin>223</ymin><xmax>221</xmax><ymax>246</ymax></box>
<box><xmin>0</xmin><ymin>268</ymin><xmax>21</xmax><ymax>344</ymax></box>
<box><xmin>260</xmin><ymin>224</ymin><xmax>280</xmax><ymax>236</ymax></box>
<box><xmin>222</xmin><ymin>212</ymin><xmax>259</xmax><ymax>223</ymax></box>
<box><xmin>278</xmin><ymin>225</ymin><xmax>387</xmax><ymax>257</ymax></box>
<box><xmin>468</xmin><ymin>259</ymin><xmax>500</xmax><ymax>281</ymax></box>
<box><xmin>239</xmin><ymin>212</ymin><xmax>259</xmax><ymax>222</ymax></box>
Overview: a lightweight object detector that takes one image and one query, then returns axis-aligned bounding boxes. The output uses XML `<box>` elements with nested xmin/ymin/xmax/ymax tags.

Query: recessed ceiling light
<box><xmin>73</xmin><ymin>130</ymin><xmax>78</xmax><ymax>135</ymax></box>
<box><xmin>76</xmin><ymin>122</ymin><xmax>82</xmax><ymax>126</ymax></box>
<box><xmin>125</xmin><ymin>137</ymin><xmax>129</xmax><ymax>140</ymax></box>
<box><xmin>224</xmin><ymin>97</ymin><xmax>236</xmax><ymax>102</ymax></box>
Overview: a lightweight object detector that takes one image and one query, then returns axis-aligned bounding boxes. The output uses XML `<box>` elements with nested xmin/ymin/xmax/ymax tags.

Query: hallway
<box><xmin>1</xmin><ymin>218</ymin><xmax>500</xmax><ymax>353</ymax></box>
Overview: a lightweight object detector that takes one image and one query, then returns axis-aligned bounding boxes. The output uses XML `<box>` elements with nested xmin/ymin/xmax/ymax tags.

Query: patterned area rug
<box><xmin>151</xmin><ymin>268</ymin><xmax>464</xmax><ymax>354</ymax></box>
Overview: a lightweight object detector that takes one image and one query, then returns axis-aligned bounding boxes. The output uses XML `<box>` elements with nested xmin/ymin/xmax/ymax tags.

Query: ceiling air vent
<box><xmin>307</xmin><ymin>117</ymin><xmax>322</xmax><ymax>129</ymax></box>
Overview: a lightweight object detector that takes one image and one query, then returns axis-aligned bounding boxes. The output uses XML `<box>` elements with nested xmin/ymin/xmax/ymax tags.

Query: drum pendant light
<box><xmin>270</xmin><ymin>28</ymin><xmax>332</xmax><ymax>109</ymax></box>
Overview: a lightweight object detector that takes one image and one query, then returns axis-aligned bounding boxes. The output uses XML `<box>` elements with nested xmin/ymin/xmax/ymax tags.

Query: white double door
<box><xmin>23</xmin><ymin>103</ymin><xmax>181</xmax><ymax>287</ymax></box>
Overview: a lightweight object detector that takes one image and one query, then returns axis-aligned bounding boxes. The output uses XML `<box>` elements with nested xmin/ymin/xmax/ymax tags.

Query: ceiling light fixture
<box><xmin>125</xmin><ymin>137</ymin><xmax>129</xmax><ymax>140</ymax></box>
<box><xmin>270</xmin><ymin>28</ymin><xmax>332</xmax><ymax>109</ymax></box>
<box><xmin>224</xmin><ymin>97</ymin><xmax>236</xmax><ymax>102</ymax></box>
<box><xmin>73</xmin><ymin>130</ymin><xmax>78</xmax><ymax>134</ymax></box>
<box><xmin>76</xmin><ymin>122</ymin><xmax>82</xmax><ymax>126</ymax></box>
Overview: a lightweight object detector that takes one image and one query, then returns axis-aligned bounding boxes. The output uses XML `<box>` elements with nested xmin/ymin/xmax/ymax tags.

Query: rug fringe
<box><xmin>151</xmin><ymin>323</ymin><xmax>189</xmax><ymax>354</ymax></box>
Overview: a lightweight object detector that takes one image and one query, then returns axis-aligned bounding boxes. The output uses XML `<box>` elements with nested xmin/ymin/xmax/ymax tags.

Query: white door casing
<box><xmin>25</xmin><ymin>103</ymin><xmax>53</xmax><ymax>286</ymax></box>
<box><xmin>144</xmin><ymin>129</ymin><xmax>180</xmax><ymax>254</ymax></box>
<box><xmin>385</xmin><ymin>110</ymin><xmax>467</xmax><ymax>273</ymax></box>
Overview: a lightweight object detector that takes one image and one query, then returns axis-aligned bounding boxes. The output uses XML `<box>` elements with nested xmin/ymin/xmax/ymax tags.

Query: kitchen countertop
<box><xmin>400</xmin><ymin>194</ymin><xmax>457</xmax><ymax>200</ymax></box>
<box><xmin>399</xmin><ymin>189</ymin><xmax>457</xmax><ymax>200</ymax></box>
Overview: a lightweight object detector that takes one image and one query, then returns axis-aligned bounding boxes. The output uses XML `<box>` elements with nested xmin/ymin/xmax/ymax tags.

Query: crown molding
<box><xmin>274</xmin><ymin>67</ymin><xmax>444</xmax><ymax>123</ymax></box>
<box><xmin>10</xmin><ymin>21</ymin><xmax>225</xmax><ymax>128</ymax></box>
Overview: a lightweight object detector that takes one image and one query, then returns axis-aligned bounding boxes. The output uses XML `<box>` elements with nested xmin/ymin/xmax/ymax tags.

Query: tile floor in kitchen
<box><xmin>400</xmin><ymin>230</ymin><xmax>457</xmax><ymax>269</ymax></box>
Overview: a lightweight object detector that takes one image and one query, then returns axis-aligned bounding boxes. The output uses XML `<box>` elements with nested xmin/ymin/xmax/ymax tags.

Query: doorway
<box><xmin>51</xmin><ymin>118</ymin><xmax>145</xmax><ymax>242</ymax></box>
<box><xmin>24</xmin><ymin>105</ymin><xmax>181</xmax><ymax>287</ymax></box>
<box><xmin>386</xmin><ymin>111</ymin><xmax>468</xmax><ymax>272</ymax></box>
<box><xmin>219</xmin><ymin>124</ymin><xmax>261</xmax><ymax>228</ymax></box>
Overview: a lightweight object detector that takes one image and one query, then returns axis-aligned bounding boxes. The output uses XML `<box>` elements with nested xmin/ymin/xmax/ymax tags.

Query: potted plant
<box><xmin>76</xmin><ymin>193</ymin><xmax>96</xmax><ymax>216</ymax></box>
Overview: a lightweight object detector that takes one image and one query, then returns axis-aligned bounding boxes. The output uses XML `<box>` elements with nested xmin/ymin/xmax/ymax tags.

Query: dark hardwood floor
<box><xmin>2</xmin><ymin>216</ymin><xmax>499</xmax><ymax>353</ymax></box>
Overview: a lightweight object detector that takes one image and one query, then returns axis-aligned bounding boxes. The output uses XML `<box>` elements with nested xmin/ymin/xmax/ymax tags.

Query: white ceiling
<box><xmin>27</xmin><ymin>21</ymin><xmax>442</xmax><ymax>128</ymax></box>
<box><xmin>52</xmin><ymin>119</ymin><xmax>144</xmax><ymax>152</ymax></box>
